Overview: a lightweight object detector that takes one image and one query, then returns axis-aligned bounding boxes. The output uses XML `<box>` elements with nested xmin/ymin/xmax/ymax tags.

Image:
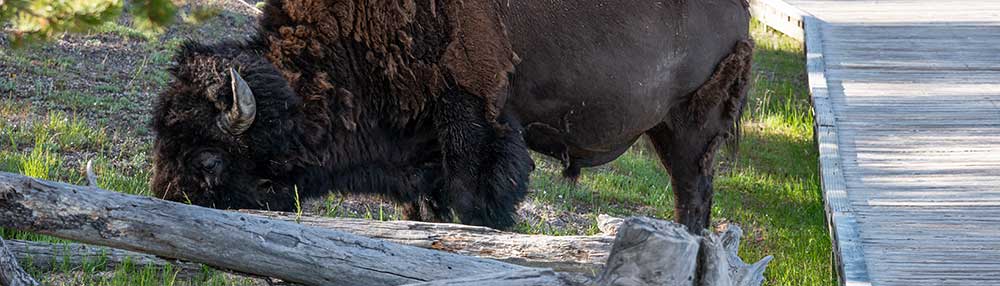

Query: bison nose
<box><xmin>200</xmin><ymin>157</ymin><xmax>223</xmax><ymax>175</ymax></box>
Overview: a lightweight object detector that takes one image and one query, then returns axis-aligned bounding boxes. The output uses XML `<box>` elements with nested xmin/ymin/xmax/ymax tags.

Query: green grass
<box><xmin>0</xmin><ymin>103</ymin><xmax>255</xmax><ymax>284</ymax></box>
<box><xmin>94</xmin><ymin>84</ymin><xmax>124</xmax><ymax>94</ymax></box>
<box><xmin>0</xmin><ymin>18</ymin><xmax>828</xmax><ymax>286</ymax></box>
<box><xmin>0</xmin><ymin>76</ymin><xmax>15</xmax><ymax>93</ymax></box>
<box><xmin>45</xmin><ymin>90</ymin><xmax>138</xmax><ymax>113</ymax></box>
<box><xmin>92</xmin><ymin>22</ymin><xmax>157</xmax><ymax>41</ymax></box>
<box><xmin>181</xmin><ymin>6</ymin><xmax>224</xmax><ymax>25</ymax></box>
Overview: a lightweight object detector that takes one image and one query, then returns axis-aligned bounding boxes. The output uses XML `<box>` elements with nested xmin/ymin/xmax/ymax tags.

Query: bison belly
<box><xmin>503</xmin><ymin>0</ymin><xmax>748</xmax><ymax>168</ymax></box>
<box><xmin>502</xmin><ymin>2</ymin><xmax>685</xmax><ymax>167</ymax></box>
<box><xmin>508</xmin><ymin>77</ymin><xmax>669</xmax><ymax>168</ymax></box>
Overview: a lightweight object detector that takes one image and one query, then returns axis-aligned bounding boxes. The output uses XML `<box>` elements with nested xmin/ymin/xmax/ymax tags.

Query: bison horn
<box><xmin>218</xmin><ymin>67</ymin><xmax>257</xmax><ymax>135</ymax></box>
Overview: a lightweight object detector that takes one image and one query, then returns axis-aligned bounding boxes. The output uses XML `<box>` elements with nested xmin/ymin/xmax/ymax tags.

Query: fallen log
<box><xmin>8</xmin><ymin>240</ymin><xmax>304</xmax><ymax>285</ymax></box>
<box><xmin>238</xmin><ymin>210</ymin><xmax>616</xmax><ymax>273</ymax></box>
<box><xmin>0</xmin><ymin>235</ymin><xmax>38</xmax><ymax>286</ymax></box>
<box><xmin>0</xmin><ymin>171</ymin><xmax>771</xmax><ymax>286</ymax></box>
<box><xmin>401</xmin><ymin>269</ymin><xmax>576</xmax><ymax>286</ymax></box>
<box><xmin>595</xmin><ymin>218</ymin><xmax>772</xmax><ymax>286</ymax></box>
<box><xmin>9</xmin><ymin>210</ymin><xmax>618</xmax><ymax>276</ymax></box>
<box><xmin>407</xmin><ymin>218</ymin><xmax>772</xmax><ymax>286</ymax></box>
<box><xmin>6</xmin><ymin>240</ymin><xmax>201</xmax><ymax>275</ymax></box>
<box><xmin>5</xmin><ymin>211</ymin><xmax>617</xmax><ymax>277</ymax></box>
<box><xmin>700</xmin><ymin>224</ymin><xmax>773</xmax><ymax>286</ymax></box>
<box><xmin>0</xmin><ymin>172</ymin><xmax>524</xmax><ymax>286</ymax></box>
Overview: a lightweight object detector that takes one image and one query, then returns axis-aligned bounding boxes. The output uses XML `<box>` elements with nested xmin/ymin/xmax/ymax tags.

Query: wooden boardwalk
<box><xmin>754</xmin><ymin>0</ymin><xmax>1000</xmax><ymax>285</ymax></box>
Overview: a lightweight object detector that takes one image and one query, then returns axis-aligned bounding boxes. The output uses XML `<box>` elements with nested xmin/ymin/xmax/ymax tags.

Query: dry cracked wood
<box><xmin>6</xmin><ymin>240</ymin><xmax>201</xmax><ymax>275</ymax></box>
<box><xmin>0</xmin><ymin>171</ymin><xmax>771</xmax><ymax>286</ymax></box>
<box><xmin>401</xmin><ymin>269</ymin><xmax>576</xmax><ymax>286</ymax></box>
<box><xmin>595</xmin><ymin>218</ymin><xmax>772</xmax><ymax>286</ymax></box>
<box><xmin>398</xmin><ymin>218</ymin><xmax>774</xmax><ymax>286</ymax></box>
<box><xmin>0</xmin><ymin>172</ymin><xmax>524</xmax><ymax>286</ymax></box>
<box><xmin>8</xmin><ymin>210</ymin><xmax>622</xmax><ymax>276</ymax></box>
<box><xmin>700</xmin><ymin>225</ymin><xmax>772</xmax><ymax>286</ymax></box>
<box><xmin>238</xmin><ymin>210</ymin><xmax>618</xmax><ymax>273</ymax></box>
<box><xmin>0</xmin><ymin>235</ymin><xmax>38</xmax><ymax>286</ymax></box>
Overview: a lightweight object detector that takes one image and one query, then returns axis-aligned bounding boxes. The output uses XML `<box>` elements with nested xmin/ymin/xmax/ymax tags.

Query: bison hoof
<box><xmin>459</xmin><ymin>210</ymin><xmax>517</xmax><ymax>230</ymax></box>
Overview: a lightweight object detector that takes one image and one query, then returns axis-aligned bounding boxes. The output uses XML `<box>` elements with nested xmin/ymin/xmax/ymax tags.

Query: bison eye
<box><xmin>194</xmin><ymin>151</ymin><xmax>224</xmax><ymax>175</ymax></box>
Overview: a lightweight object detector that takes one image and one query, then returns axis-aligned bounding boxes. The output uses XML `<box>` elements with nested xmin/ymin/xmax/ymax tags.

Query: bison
<box><xmin>151</xmin><ymin>0</ymin><xmax>753</xmax><ymax>233</ymax></box>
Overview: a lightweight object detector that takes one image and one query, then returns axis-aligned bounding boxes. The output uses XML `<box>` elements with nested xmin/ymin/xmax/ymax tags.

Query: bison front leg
<box><xmin>433</xmin><ymin>90</ymin><xmax>533</xmax><ymax>229</ymax></box>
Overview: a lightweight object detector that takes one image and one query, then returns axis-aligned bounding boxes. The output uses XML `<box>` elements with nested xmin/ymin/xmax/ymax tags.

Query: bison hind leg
<box><xmin>561</xmin><ymin>160</ymin><xmax>582</xmax><ymax>184</ymax></box>
<box><xmin>649</xmin><ymin>39</ymin><xmax>754</xmax><ymax>234</ymax></box>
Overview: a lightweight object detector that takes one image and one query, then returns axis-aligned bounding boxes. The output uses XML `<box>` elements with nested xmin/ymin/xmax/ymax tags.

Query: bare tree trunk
<box><xmin>0</xmin><ymin>235</ymin><xmax>38</xmax><ymax>286</ymax></box>
<box><xmin>238</xmin><ymin>210</ymin><xmax>615</xmax><ymax>273</ymax></box>
<box><xmin>595</xmin><ymin>217</ymin><xmax>772</xmax><ymax>286</ymax></box>
<box><xmin>0</xmin><ymin>171</ymin><xmax>771</xmax><ymax>286</ymax></box>
<box><xmin>6</xmin><ymin>240</ymin><xmax>201</xmax><ymax>275</ymax></box>
<box><xmin>5</xmin><ymin>212</ymin><xmax>619</xmax><ymax>278</ymax></box>
<box><xmin>401</xmin><ymin>269</ymin><xmax>576</xmax><ymax>286</ymax></box>
<box><xmin>596</xmin><ymin>217</ymin><xmax>702</xmax><ymax>285</ymax></box>
<box><xmin>9</xmin><ymin>208</ymin><xmax>620</xmax><ymax>276</ymax></box>
<box><xmin>404</xmin><ymin>218</ymin><xmax>773</xmax><ymax>286</ymax></box>
<box><xmin>0</xmin><ymin>172</ymin><xmax>524</xmax><ymax>286</ymax></box>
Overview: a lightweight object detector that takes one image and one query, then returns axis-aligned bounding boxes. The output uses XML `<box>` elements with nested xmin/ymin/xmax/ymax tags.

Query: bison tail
<box><xmin>724</xmin><ymin>86</ymin><xmax>750</xmax><ymax>160</ymax></box>
<box><xmin>723</xmin><ymin>39</ymin><xmax>755</xmax><ymax>161</ymax></box>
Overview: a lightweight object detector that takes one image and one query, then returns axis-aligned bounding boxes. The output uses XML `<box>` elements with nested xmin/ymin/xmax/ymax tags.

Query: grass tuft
<box><xmin>92</xmin><ymin>22</ymin><xmax>157</xmax><ymax>41</ymax></box>
<box><xmin>294</xmin><ymin>185</ymin><xmax>303</xmax><ymax>224</ymax></box>
<box><xmin>20</xmin><ymin>138</ymin><xmax>62</xmax><ymax>180</ymax></box>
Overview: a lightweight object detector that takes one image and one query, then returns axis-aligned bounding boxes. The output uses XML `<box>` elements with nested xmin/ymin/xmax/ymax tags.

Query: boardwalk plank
<box><xmin>756</xmin><ymin>0</ymin><xmax>1000</xmax><ymax>284</ymax></box>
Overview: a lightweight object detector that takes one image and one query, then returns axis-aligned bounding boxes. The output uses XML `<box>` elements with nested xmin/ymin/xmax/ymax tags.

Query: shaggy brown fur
<box><xmin>152</xmin><ymin>0</ymin><xmax>754</xmax><ymax>233</ymax></box>
<box><xmin>687</xmin><ymin>40</ymin><xmax>754</xmax><ymax>127</ymax></box>
<box><xmin>686</xmin><ymin>39</ymin><xmax>755</xmax><ymax>158</ymax></box>
<box><xmin>441</xmin><ymin>0</ymin><xmax>517</xmax><ymax>123</ymax></box>
<box><xmin>259</xmin><ymin>0</ymin><xmax>514</xmax><ymax>131</ymax></box>
<box><xmin>150</xmin><ymin>0</ymin><xmax>534</xmax><ymax>229</ymax></box>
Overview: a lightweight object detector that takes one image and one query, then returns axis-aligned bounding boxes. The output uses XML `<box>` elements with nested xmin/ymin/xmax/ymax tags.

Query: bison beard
<box><xmin>150</xmin><ymin>0</ymin><xmax>532</xmax><ymax>229</ymax></box>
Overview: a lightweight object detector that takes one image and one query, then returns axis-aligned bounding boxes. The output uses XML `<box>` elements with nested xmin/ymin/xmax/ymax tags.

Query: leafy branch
<box><xmin>0</xmin><ymin>0</ymin><xmax>176</xmax><ymax>47</ymax></box>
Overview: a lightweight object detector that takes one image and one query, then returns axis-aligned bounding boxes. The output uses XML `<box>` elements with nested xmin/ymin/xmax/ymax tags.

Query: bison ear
<box><xmin>217</xmin><ymin>68</ymin><xmax>257</xmax><ymax>136</ymax></box>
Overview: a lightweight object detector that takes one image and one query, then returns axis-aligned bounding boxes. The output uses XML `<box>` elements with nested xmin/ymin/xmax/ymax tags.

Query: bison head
<box><xmin>150</xmin><ymin>41</ymin><xmax>307</xmax><ymax>210</ymax></box>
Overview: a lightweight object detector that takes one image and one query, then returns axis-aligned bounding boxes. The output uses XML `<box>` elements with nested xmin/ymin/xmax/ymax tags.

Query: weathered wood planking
<box><xmin>759</xmin><ymin>0</ymin><xmax>1000</xmax><ymax>285</ymax></box>
<box><xmin>803</xmin><ymin>13</ymin><xmax>874</xmax><ymax>286</ymax></box>
<box><xmin>749</xmin><ymin>0</ymin><xmax>807</xmax><ymax>41</ymax></box>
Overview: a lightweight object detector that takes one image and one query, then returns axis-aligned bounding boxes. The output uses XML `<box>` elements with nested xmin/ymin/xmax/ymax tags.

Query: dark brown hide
<box><xmin>687</xmin><ymin>39</ymin><xmax>755</xmax><ymax>162</ymax></box>
<box><xmin>151</xmin><ymin>0</ymin><xmax>754</xmax><ymax>233</ymax></box>
<box><xmin>652</xmin><ymin>40</ymin><xmax>755</xmax><ymax>233</ymax></box>
<box><xmin>501</xmin><ymin>0</ymin><xmax>753</xmax><ymax>233</ymax></box>
<box><xmin>441</xmin><ymin>0</ymin><xmax>517</xmax><ymax>123</ymax></box>
<box><xmin>687</xmin><ymin>40</ymin><xmax>754</xmax><ymax>130</ymax></box>
<box><xmin>261</xmin><ymin>0</ymin><xmax>514</xmax><ymax>129</ymax></box>
<box><xmin>151</xmin><ymin>0</ymin><xmax>533</xmax><ymax>229</ymax></box>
